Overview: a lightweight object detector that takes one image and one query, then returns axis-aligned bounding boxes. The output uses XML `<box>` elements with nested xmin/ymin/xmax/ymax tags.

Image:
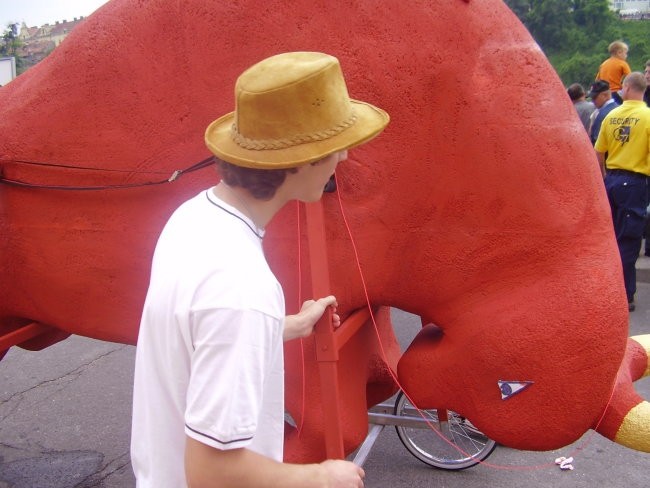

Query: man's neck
<box><xmin>213</xmin><ymin>183</ymin><xmax>286</xmax><ymax>229</ymax></box>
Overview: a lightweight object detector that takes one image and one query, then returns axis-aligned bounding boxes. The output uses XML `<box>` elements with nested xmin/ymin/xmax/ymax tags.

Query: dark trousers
<box><xmin>605</xmin><ymin>170</ymin><xmax>649</xmax><ymax>302</ymax></box>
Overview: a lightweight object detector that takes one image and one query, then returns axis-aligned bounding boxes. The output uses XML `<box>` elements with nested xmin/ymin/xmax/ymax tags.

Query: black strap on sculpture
<box><xmin>0</xmin><ymin>156</ymin><xmax>216</xmax><ymax>191</ymax></box>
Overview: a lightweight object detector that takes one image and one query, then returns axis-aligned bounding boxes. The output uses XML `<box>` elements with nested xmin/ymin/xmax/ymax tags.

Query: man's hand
<box><xmin>319</xmin><ymin>459</ymin><xmax>365</xmax><ymax>487</ymax></box>
<box><xmin>283</xmin><ymin>295</ymin><xmax>340</xmax><ymax>341</ymax></box>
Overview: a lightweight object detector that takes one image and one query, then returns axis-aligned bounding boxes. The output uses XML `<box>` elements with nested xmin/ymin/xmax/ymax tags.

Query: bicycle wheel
<box><xmin>393</xmin><ymin>391</ymin><xmax>496</xmax><ymax>470</ymax></box>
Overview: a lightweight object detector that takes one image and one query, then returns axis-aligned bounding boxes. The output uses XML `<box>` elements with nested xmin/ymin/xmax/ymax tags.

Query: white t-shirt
<box><xmin>131</xmin><ymin>189</ymin><xmax>285</xmax><ymax>488</ymax></box>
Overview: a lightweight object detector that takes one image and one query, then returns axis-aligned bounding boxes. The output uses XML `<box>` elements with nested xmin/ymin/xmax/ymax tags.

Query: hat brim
<box><xmin>205</xmin><ymin>100</ymin><xmax>389</xmax><ymax>169</ymax></box>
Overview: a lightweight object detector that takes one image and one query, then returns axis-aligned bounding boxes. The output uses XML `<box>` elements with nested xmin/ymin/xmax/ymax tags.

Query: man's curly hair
<box><xmin>216</xmin><ymin>158</ymin><xmax>298</xmax><ymax>200</ymax></box>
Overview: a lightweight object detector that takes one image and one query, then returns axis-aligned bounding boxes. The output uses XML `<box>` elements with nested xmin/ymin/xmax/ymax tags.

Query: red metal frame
<box><xmin>304</xmin><ymin>199</ymin><xmax>370</xmax><ymax>459</ymax></box>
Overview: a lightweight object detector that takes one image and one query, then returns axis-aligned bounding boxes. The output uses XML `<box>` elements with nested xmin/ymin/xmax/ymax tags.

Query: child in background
<box><xmin>596</xmin><ymin>40</ymin><xmax>631</xmax><ymax>104</ymax></box>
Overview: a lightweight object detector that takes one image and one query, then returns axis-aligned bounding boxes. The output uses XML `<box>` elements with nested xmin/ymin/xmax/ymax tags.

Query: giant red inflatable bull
<box><xmin>1</xmin><ymin>0</ymin><xmax>649</xmax><ymax>461</ymax></box>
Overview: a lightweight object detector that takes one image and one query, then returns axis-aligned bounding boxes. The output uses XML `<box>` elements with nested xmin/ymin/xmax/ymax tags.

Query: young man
<box><xmin>595</xmin><ymin>72</ymin><xmax>650</xmax><ymax>312</ymax></box>
<box><xmin>595</xmin><ymin>40</ymin><xmax>631</xmax><ymax>104</ymax></box>
<box><xmin>131</xmin><ymin>52</ymin><xmax>389</xmax><ymax>487</ymax></box>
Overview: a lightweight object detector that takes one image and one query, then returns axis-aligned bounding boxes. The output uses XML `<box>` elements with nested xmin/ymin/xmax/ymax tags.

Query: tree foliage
<box><xmin>1</xmin><ymin>23</ymin><xmax>24</xmax><ymax>73</ymax></box>
<box><xmin>503</xmin><ymin>0</ymin><xmax>650</xmax><ymax>88</ymax></box>
<box><xmin>527</xmin><ymin>0</ymin><xmax>575</xmax><ymax>50</ymax></box>
<box><xmin>504</xmin><ymin>0</ymin><xmax>614</xmax><ymax>51</ymax></box>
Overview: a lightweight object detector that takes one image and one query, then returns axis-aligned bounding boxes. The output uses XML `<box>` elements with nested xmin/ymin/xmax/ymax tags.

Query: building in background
<box><xmin>17</xmin><ymin>17</ymin><xmax>85</xmax><ymax>70</ymax></box>
<box><xmin>611</xmin><ymin>0</ymin><xmax>650</xmax><ymax>17</ymax></box>
<box><xmin>0</xmin><ymin>56</ymin><xmax>16</xmax><ymax>85</ymax></box>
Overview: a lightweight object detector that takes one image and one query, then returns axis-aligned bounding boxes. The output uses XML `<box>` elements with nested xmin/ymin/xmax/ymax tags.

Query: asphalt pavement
<box><xmin>1</xmin><ymin>265</ymin><xmax>649</xmax><ymax>487</ymax></box>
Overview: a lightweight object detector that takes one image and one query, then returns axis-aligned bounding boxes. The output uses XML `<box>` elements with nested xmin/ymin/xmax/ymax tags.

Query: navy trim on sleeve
<box><xmin>185</xmin><ymin>424</ymin><xmax>254</xmax><ymax>445</ymax></box>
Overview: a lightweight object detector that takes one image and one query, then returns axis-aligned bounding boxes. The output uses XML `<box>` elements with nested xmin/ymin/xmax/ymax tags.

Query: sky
<box><xmin>0</xmin><ymin>0</ymin><xmax>110</xmax><ymax>29</ymax></box>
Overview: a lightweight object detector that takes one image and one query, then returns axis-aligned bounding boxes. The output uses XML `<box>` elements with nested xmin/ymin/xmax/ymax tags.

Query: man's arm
<box><xmin>596</xmin><ymin>151</ymin><xmax>607</xmax><ymax>178</ymax></box>
<box><xmin>185</xmin><ymin>437</ymin><xmax>364</xmax><ymax>488</ymax></box>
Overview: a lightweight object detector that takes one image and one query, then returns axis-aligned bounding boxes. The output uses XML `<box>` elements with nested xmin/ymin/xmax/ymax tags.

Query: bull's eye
<box><xmin>498</xmin><ymin>380</ymin><xmax>534</xmax><ymax>400</ymax></box>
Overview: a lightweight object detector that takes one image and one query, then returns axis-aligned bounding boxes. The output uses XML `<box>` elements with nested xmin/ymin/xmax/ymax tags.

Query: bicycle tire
<box><xmin>393</xmin><ymin>391</ymin><xmax>497</xmax><ymax>470</ymax></box>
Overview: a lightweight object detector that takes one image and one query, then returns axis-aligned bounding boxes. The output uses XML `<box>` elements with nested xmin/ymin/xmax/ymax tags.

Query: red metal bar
<box><xmin>304</xmin><ymin>199</ymin><xmax>345</xmax><ymax>458</ymax></box>
<box><xmin>333</xmin><ymin>307</ymin><xmax>370</xmax><ymax>352</ymax></box>
<box><xmin>305</xmin><ymin>201</ymin><xmax>336</xmax><ymax>361</ymax></box>
<box><xmin>0</xmin><ymin>322</ymin><xmax>50</xmax><ymax>351</ymax></box>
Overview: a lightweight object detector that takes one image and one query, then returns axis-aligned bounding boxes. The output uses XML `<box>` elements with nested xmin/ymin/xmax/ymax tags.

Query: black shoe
<box><xmin>629</xmin><ymin>301</ymin><xmax>636</xmax><ymax>312</ymax></box>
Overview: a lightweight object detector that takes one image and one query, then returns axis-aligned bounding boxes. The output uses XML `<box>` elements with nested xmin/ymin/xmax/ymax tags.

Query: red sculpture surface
<box><xmin>1</xmin><ymin>0</ymin><xmax>649</xmax><ymax>460</ymax></box>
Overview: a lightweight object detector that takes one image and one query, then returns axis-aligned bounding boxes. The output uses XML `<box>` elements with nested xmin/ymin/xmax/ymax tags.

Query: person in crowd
<box><xmin>595</xmin><ymin>72</ymin><xmax>650</xmax><ymax>312</ymax></box>
<box><xmin>588</xmin><ymin>80</ymin><xmax>619</xmax><ymax>145</ymax></box>
<box><xmin>596</xmin><ymin>40</ymin><xmax>632</xmax><ymax>104</ymax></box>
<box><xmin>640</xmin><ymin>60</ymin><xmax>650</xmax><ymax>258</ymax></box>
<box><xmin>643</xmin><ymin>59</ymin><xmax>650</xmax><ymax>107</ymax></box>
<box><xmin>131</xmin><ymin>51</ymin><xmax>389</xmax><ymax>487</ymax></box>
<box><xmin>567</xmin><ymin>83</ymin><xmax>595</xmax><ymax>131</ymax></box>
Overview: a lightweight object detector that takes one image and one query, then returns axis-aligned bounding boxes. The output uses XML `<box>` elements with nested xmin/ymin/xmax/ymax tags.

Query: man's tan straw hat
<box><xmin>205</xmin><ymin>52</ymin><xmax>389</xmax><ymax>169</ymax></box>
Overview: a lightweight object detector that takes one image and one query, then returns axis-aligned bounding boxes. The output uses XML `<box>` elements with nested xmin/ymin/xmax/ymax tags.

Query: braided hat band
<box><xmin>230</xmin><ymin>111</ymin><xmax>358</xmax><ymax>151</ymax></box>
